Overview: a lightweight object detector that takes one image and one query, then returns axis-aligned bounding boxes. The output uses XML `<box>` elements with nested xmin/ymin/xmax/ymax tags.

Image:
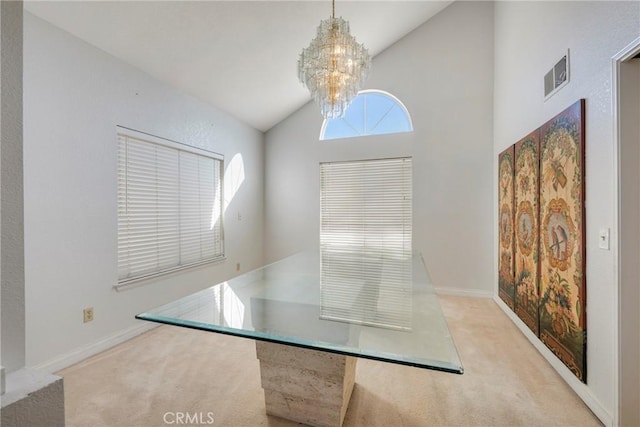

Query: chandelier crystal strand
<box><xmin>298</xmin><ymin>1</ymin><xmax>371</xmax><ymax>119</ymax></box>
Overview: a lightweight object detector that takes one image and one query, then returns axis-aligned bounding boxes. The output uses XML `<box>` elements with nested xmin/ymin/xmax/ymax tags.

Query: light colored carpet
<box><xmin>58</xmin><ymin>296</ymin><xmax>602</xmax><ymax>427</ymax></box>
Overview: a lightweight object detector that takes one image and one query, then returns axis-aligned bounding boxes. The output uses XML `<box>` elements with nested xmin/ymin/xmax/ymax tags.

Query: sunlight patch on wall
<box><xmin>211</xmin><ymin>153</ymin><xmax>245</xmax><ymax>229</ymax></box>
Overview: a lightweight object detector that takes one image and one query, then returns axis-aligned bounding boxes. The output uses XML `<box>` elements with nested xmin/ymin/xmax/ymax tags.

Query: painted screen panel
<box><xmin>498</xmin><ymin>146</ymin><xmax>516</xmax><ymax>310</ymax></box>
<box><xmin>514</xmin><ymin>131</ymin><xmax>541</xmax><ymax>335</ymax></box>
<box><xmin>539</xmin><ymin>99</ymin><xmax>586</xmax><ymax>382</ymax></box>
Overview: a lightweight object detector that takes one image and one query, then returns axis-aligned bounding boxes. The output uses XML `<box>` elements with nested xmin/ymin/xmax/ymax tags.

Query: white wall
<box><xmin>23</xmin><ymin>13</ymin><xmax>264</xmax><ymax>369</ymax></box>
<box><xmin>493</xmin><ymin>2</ymin><xmax>640</xmax><ymax>425</ymax></box>
<box><xmin>264</xmin><ymin>1</ymin><xmax>495</xmax><ymax>297</ymax></box>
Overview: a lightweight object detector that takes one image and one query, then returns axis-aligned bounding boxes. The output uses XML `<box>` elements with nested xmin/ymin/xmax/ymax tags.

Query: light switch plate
<box><xmin>598</xmin><ymin>228</ymin><xmax>610</xmax><ymax>250</ymax></box>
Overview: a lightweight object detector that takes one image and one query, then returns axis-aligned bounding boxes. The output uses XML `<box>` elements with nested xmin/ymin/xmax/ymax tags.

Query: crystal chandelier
<box><xmin>297</xmin><ymin>0</ymin><xmax>371</xmax><ymax>119</ymax></box>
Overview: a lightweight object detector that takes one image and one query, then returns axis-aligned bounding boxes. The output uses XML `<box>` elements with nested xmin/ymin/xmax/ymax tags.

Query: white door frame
<box><xmin>612</xmin><ymin>36</ymin><xmax>640</xmax><ymax>427</ymax></box>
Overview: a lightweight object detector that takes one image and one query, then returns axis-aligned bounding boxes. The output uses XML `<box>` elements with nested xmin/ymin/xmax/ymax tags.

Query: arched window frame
<box><xmin>319</xmin><ymin>89</ymin><xmax>413</xmax><ymax>141</ymax></box>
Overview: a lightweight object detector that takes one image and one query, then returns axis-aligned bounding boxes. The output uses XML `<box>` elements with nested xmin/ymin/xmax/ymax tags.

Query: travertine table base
<box><xmin>255</xmin><ymin>341</ymin><xmax>357</xmax><ymax>427</ymax></box>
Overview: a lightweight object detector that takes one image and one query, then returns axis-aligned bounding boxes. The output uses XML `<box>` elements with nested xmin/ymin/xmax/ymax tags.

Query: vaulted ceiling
<box><xmin>25</xmin><ymin>1</ymin><xmax>452</xmax><ymax>131</ymax></box>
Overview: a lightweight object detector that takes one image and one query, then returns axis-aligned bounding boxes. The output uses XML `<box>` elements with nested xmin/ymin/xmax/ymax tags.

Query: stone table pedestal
<box><xmin>255</xmin><ymin>341</ymin><xmax>356</xmax><ymax>427</ymax></box>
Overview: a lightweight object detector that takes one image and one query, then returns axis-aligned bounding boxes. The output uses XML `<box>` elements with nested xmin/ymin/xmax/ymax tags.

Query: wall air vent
<box><xmin>544</xmin><ymin>50</ymin><xmax>570</xmax><ymax>100</ymax></box>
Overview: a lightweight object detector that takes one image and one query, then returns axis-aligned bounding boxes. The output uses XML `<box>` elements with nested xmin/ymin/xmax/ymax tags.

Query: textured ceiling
<box><xmin>25</xmin><ymin>1</ymin><xmax>452</xmax><ymax>131</ymax></box>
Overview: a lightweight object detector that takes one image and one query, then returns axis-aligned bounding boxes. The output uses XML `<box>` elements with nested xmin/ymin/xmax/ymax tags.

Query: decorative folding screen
<box><xmin>498</xmin><ymin>147</ymin><xmax>516</xmax><ymax>309</ymax></box>
<box><xmin>514</xmin><ymin>131</ymin><xmax>540</xmax><ymax>335</ymax></box>
<box><xmin>498</xmin><ymin>100</ymin><xmax>586</xmax><ymax>383</ymax></box>
<box><xmin>538</xmin><ymin>100</ymin><xmax>586</xmax><ymax>382</ymax></box>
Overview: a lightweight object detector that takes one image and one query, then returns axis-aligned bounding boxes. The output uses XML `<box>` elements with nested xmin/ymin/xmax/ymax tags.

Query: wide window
<box><xmin>116</xmin><ymin>128</ymin><xmax>224</xmax><ymax>286</ymax></box>
<box><xmin>320</xmin><ymin>157</ymin><xmax>412</xmax><ymax>254</ymax></box>
<box><xmin>320</xmin><ymin>90</ymin><xmax>413</xmax><ymax>140</ymax></box>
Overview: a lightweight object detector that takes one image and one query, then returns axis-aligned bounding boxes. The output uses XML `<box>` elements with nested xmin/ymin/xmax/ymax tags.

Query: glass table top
<box><xmin>136</xmin><ymin>248</ymin><xmax>463</xmax><ymax>374</ymax></box>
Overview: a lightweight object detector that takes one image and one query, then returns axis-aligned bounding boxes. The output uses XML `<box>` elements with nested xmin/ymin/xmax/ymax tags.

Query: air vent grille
<box><xmin>544</xmin><ymin>50</ymin><xmax>570</xmax><ymax>100</ymax></box>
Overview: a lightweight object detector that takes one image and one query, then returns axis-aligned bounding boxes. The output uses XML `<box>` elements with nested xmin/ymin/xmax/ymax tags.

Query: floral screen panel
<box><xmin>514</xmin><ymin>132</ymin><xmax>540</xmax><ymax>336</ymax></box>
<box><xmin>539</xmin><ymin>99</ymin><xmax>586</xmax><ymax>383</ymax></box>
<box><xmin>498</xmin><ymin>146</ymin><xmax>515</xmax><ymax>310</ymax></box>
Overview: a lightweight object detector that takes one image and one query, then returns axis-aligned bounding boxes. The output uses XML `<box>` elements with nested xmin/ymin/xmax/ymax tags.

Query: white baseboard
<box><xmin>30</xmin><ymin>322</ymin><xmax>158</xmax><ymax>374</ymax></box>
<box><xmin>435</xmin><ymin>287</ymin><xmax>493</xmax><ymax>299</ymax></box>
<box><xmin>493</xmin><ymin>296</ymin><xmax>613</xmax><ymax>427</ymax></box>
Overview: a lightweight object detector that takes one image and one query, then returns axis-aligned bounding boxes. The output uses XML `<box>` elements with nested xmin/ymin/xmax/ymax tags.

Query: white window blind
<box><xmin>319</xmin><ymin>157</ymin><xmax>412</xmax><ymax>330</ymax></box>
<box><xmin>320</xmin><ymin>157</ymin><xmax>412</xmax><ymax>254</ymax></box>
<box><xmin>117</xmin><ymin>129</ymin><xmax>223</xmax><ymax>286</ymax></box>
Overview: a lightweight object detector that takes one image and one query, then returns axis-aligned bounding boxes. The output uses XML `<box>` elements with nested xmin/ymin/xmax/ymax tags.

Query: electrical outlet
<box><xmin>83</xmin><ymin>307</ymin><xmax>94</xmax><ymax>323</ymax></box>
<box><xmin>236</xmin><ymin>262</ymin><xmax>240</xmax><ymax>271</ymax></box>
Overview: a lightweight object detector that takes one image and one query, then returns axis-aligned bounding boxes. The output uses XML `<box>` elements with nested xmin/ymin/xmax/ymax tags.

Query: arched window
<box><xmin>320</xmin><ymin>90</ymin><xmax>413</xmax><ymax>141</ymax></box>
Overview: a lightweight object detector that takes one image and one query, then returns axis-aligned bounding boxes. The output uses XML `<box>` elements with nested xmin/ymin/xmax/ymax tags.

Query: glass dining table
<box><xmin>136</xmin><ymin>248</ymin><xmax>463</xmax><ymax>427</ymax></box>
